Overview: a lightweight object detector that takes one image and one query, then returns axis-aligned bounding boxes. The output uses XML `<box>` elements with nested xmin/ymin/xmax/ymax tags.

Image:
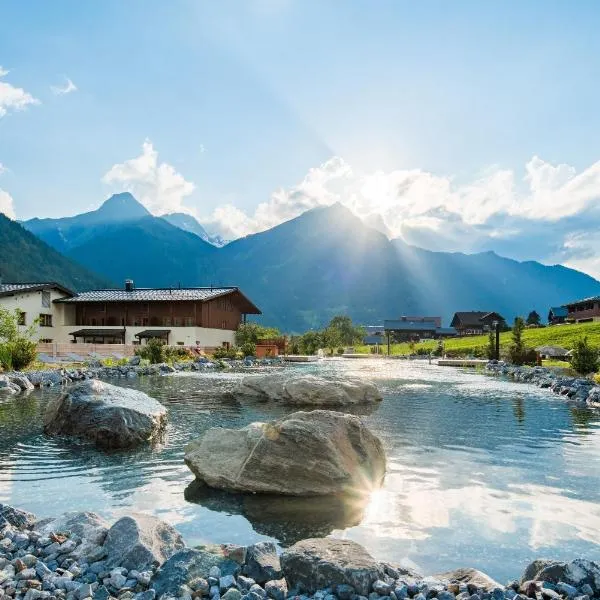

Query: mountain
<box><xmin>0</xmin><ymin>213</ymin><xmax>111</xmax><ymax>290</ymax></box>
<box><xmin>162</xmin><ymin>212</ymin><xmax>227</xmax><ymax>247</ymax></box>
<box><xmin>23</xmin><ymin>192</ymin><xmax>151</xmax><ymax>253</ymax></box>
<box><xmin>21</xmin><ymin>195</ymin><xmax>600</xmax><ymax>331</ymax></box>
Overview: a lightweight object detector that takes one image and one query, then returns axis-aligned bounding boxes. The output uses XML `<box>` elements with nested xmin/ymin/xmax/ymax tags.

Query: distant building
<box><xmin>548</xmin><ymin>306</ymin><xmax>568</xmax><ymax>325</ymax></box>
<box><xmin>563</xmin><ymin>296</ymin><xmax>600</xmax><ymax>323</ymax></box>
<box><xmin>450</xmin><ymin>311</ymin><xmax>504</xmax><ymax>336</ymax></box>
<box><xmin>383</xmin><ymin>316</ymin><xmax>456</xmax><ymax>342</ymax></box>
<box><xmin>535</xmin><ymin>345</ymin><xmax>570</xmax><ymax>360</ymax></box>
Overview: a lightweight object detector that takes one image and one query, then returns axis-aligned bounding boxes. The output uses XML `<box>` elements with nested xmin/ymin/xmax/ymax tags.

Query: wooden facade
<box><xmin>73</xmin><ymin>294</ymin><xmax>246</xmax><ymax>331</ymax></box>
<box><xmin>564</xmin><ymin>298</ymin><xmax>600</xmax><ymax>322</ymax></box>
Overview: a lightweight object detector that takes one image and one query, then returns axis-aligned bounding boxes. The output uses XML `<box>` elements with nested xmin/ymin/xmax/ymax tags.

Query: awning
<box><xmin>134</xmin><ymin>329</ymin><xmax>171</xmax><ymax>339</ymax></box>
<box><xmin>70</xmin><ymin>329</ymin><xmax>126</xmax><ymax>338</ymax></box>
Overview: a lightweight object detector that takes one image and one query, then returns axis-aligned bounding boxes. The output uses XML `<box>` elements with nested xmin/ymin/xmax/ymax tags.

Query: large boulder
<box><xmin>8</xmin><ymin>375</ymin><xmax>34</xmax><ymax>392</ymax></box>
<box><xmin>434</xmin><ymin>568</ymin><xmax>502</xmax><ymax>592</ymax></box>
<box><xmin>0</xmin><ymin>375</ymin><xmax>20</xmax><ymax>395</ymax></box>
<box><xmin>280</xmin><ymin>538</ymin><xmax>385</xmax><ymax>595</ymax></box>
<box><xmin>43</xmin><ymin>379</ymin><xmax>167</xmax><ymax>449</ymax></box>
<box><xmin>35</xmin><ymin>511</ymin><xmax>109</xmax><ymax>561</ymax></box>
<box><xmin>232</xmin><ymin>373</ymin><xmax>382</xmax><ymax>407</ymax></box>
<box><xmin>522</xmin><ymin>559</ymin><xmax>600</xmax><ymax>595</ymax></box>
<box><xmin>103</xmin><ymin>514</ymin><xmax>185</xmax><ymax>571</ymax></box>
<box><xmin>244</xmin><ymin>542</ymin><xmax>282</xmax><ymax>584</ymax></box>
<box><xmin>184</xmin><ymin>410</ymin><xmax>386</xmax><ymax>496</ymax></box>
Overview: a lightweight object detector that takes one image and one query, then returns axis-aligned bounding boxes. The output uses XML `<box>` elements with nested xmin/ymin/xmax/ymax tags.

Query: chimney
<box><xmin>125</xmin><ymin>279</ymin><xmax>134</xmax><ymax>292</ymax></box>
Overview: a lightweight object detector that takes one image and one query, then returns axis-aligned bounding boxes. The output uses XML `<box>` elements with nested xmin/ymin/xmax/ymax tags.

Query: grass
<box><xmin>354</xmin><ymin>321</ymin><xmax>600</xmax><ymax>357</ymax></box>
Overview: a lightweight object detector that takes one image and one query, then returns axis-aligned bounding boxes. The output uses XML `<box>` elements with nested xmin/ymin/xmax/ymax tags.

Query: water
<box><xmin>1</xmin><ymin>359</ymin><xmax>599</xmax><ymax>582</ymax></box>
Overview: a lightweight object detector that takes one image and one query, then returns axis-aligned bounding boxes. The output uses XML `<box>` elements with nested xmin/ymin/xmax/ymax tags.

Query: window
<box><xmin>39</xmin><ymin>313</ymin><xmax>53</xmax><ymax>327</ymax></box>
<box><xmin>173</xmin><ymin>317</ymin><xmax>181</xmax><ymax>326</ymax></box>
<box><xmin>184</xmin><ymin>316</ymin><xmax>194</xmax><ymax>326</ymax></box>
<box><xmin>221</xmin><ymin>320</ymin><xmax>227</xmax><ymax>329</ymax></box>
<box><xmin>42</xmin><ymin>291</ymin><xmax>51</xmax><ymax>308</ymax></box>
<box><xmin>18</xmin><ymin>311</ymin><xmax>26</xmax><ymax>326</ymax></box>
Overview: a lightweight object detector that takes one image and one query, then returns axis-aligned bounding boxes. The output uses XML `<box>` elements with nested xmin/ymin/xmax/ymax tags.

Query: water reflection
<box><xmin>184</xmin><ymin>481</ymin><xmax>369</xmax><ymax>545</ymax></box>
<box><xmin>0</xmin><ymin>360</ymin><xmax>599</xmax><ymax>582</ymax></box>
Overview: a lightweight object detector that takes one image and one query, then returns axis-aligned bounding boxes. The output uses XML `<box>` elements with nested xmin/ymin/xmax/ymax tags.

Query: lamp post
<box><xmin>492</xmin><ymin>320</ymin><xmax>500</xmax><ymax>360</ymax></box>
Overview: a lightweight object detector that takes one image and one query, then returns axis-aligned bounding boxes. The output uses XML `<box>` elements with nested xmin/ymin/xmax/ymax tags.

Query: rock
<box><xmin>434</xmin><ymin>569</ymin><xmax>502</xmax><ymax>593</ymax></box>
<box><xmin>232</xmin><ymin>374</ymin><xmax>382</xmax><ymax>407</ymax></box>
<box><xmin>36</xmin><ymin>512</ymin><xmax>109</xmax><ymax>561</ymax></box>
<box><xmin>0</xmin><ymin>504</ymin><xmax>37</xmax><ymax>529</ymax></box>
<box><xmin>129</xmin><ymin>356</ymin><xmax>141</xmax><ymax>366</ymax></box>
<box><xmin>185</xmin><ymin>410</ymin><xmax>386</xmax><ymax>496</ymax></box>
<box><xmin>103</xmin><ymin>514</ymin><xmax>185</xmax><ymax>572</ymax></box>
<box><xmin>0</xmin><ymin>376</ymin><xmax>20</xmax><ymax>394</ymax></box>
<box><xmin>280</xmin><ymin>538</ymin><xmax>385</xmax><ymax>595</ymax></box>
<box><xmin>43</xmin><ymin>380</ymin><xmax>167</xmax><ymax>449</ymax></box>
<box><xmin>264</xmin><ymin>580</ymin><xmax>287</xmax><ymax>600</ymax></box>
<box><xmin>151</xmin><ymin>549</ymin><xmax>241</xmax><ymax>598</ymax></box>
<box><xmin>243</xmin><ymin>543</ymin><xmax>282</xmax><ymax>585</ymax></box>
<box><xmin>528</xmin><ymin>560</ymin><xmax>600</xmax><ymax>595</ymax></box>
<box><xmin>8</xmin><ymin>375</ymin><xmax>34</xmax><ymax>392</ymax></box>
<box><xmin>521</xmin><ymin>561</ymin><xmax>556</xmax><ymax>584</ymax></box>
<box><xmin>222</xmin><ymin>590</ymin><xmax>242</xmax><ymax>600</ymax></box>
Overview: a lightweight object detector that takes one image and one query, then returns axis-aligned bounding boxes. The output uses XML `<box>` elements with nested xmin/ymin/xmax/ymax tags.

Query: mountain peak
<box><xmin>97</xmin><ymin>193</ymin><xmax>150</xmax><ymax>220</ymax></box>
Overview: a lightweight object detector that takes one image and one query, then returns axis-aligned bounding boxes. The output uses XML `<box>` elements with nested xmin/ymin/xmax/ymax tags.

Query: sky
<box><xmin>3</xmin><ymin>1</ymin><xmax>600</xmax><ymax>276</ymax></box>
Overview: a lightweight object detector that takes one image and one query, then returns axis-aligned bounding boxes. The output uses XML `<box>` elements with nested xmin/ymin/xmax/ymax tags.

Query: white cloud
<box><xmin>102</xmin><ymin>140</ymin><xmax>195</xmax><ymax>215</ymax></box>
<box><xmin>197</xmin><ymin>154</ymin><xmax>600</xmax><ymax>278</ymax></box>
<box><xmin>0</xmin><ymin>163</ymin><xmax>6</xmax><ymax>176</ymax></box>
<box><xmin>50</xmin><ymin>77</ymin><xmax>77</xmax><ymax>95</ymax></box>
<box><xmin>0</xmin><ymin>189</ymin><xmax>15</xmax><ymax>219</ymax></box>
<box><xmin>0</xmin><ymin>66</ymin><xmax>39</xmax><ymax>117</ymax></box>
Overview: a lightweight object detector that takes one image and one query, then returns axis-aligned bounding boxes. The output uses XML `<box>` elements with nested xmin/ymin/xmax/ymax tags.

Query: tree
<box><xmin>570</xmin><ymin>337</ymin><xmax>599</xmax><ymax>375</ymax></box>
<box><xmin>322</xmin><ymin>326</ymin><xmax>342</xmax><ymax>355</ymax></box>
<box><xmin>486</xmin><ymin>329</ymin><xmax>496</xmax><ymax>360</ymax></box>
<box><xmin>508</xmin><ymin>316</ymin><xmax>526</xmax><ymax>365</ymax></box>
<box><xmin>299</xmin><ymin>331</ymin><xmax>323</xmax><ymax>355</ymax></box>
<box><xmin>0</xmin><ymin>307</ymin><xmax>38</xmax><ymax>371</ymax></box>
<box><xmin>235</xmin><ymin>323</ymin><xmax>280</xmax><ymax>346</ymax></box>
<box><xmin>526</xmin><ymin>310</ymin><xmax>541</xmax><ymax>326</ymax></box>
<box><xmin>326</xmin><ymin>316</ymin><xmax>364</xmax><ymax>346</ymax></box>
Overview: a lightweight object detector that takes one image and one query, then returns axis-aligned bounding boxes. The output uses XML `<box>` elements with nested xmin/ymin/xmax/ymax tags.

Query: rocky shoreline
<box><xmin>485</xmin><ymin>361</ymin><xmax>600</xmax><ymax>407</ymax></box>
<box><xmin>1</xmin><ymin>504</ymin><xmax>598</xmax><ymax>600</ymax></box>
<box><xmin>0</xmin><ymin>358</ymin><xmax>285</xmax><ymax>395</ymax></box>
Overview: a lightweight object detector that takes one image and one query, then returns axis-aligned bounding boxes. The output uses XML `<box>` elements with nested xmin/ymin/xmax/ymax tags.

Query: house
<box><xmin>383</xmin><ymin>316</ymin><xmax>456</xmax><ymax>342</ymax></box>
<box><xmin>563</xmin><ymin>296</ymin><xmax>600</xmax><ymax>323</ymax></box>
<box><xmin>548</xmin><ymin>306</ymin><xmax>568</xmax><ymax>325</ymax></box>
<box><xmin>0</xmin><ymin>282</ymin><xmax>75</xmax><ymax>342</ymax></box>
<box><xmin>362</xmin><ymin>325</ymin><xmax>385</xmax><ymax>345</ymax></box>
<box><xmin>450</xmin><ymin>311</ymin><xmax>505</xmax><ymax>336</ymax></box>
<box><xmin>535</xmin><ymin>345</ymin><xmax>570</xmax><ymax>360</ymax></box>
<box><xmin>54</xmin><ymin>280</ymin><xmax>261</xmax><ymax>346</ymax></box>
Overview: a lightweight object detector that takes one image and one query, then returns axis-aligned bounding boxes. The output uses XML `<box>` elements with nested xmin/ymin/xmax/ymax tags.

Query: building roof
<box><xmin>563</xmin><ymin>296</ymin><xmax>600</xmax><ymax>308</ymax></box>
<box><xmin>384</xmin><ymin>319</ymin><xmax>437</xmax><ymax>331</ymax></box>
<box><xmin>70</xmin><ymin>328</ymin><xmax>126</xmax><ymax>337</ymax></box>
<box><xmin>0</xmin><ymin>282</ymin><xmax>74</xmax><ymax>298</ymax></box>
<box><xmin>56</xmin><ymin>286</ymin><xmax>261</xmax><ymax>314</ymax></box>
<box><xmin>535</xmin><ymin>345</ymin><xmax>569</xmax><ymax>357</ymax></box>
<box><xmin>363</xmin><ymin>325</ymin><xmax>385</xmax><ymax>335</ymax></box>
<box><xmin>451</xmin><ymin>311</ymin><xmax>503</xmax><ymax>327</ymax></box>
<box><xmin>135</xmin><ymin>329</ymin><xmax>171</xmax><ymax>338</ymax></box>
<box><xmin>549</xmin><ymin>306</ymin><xmax>568</xmax><ymax>318</ymax></box>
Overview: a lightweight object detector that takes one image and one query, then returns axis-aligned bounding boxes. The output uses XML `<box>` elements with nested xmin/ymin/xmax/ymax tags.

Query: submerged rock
<box><xmin>280</xmin><ymin>538</ymin><xmax>386</xmax><ymax>595</ymax></box>
<box><xmin>184</xmin><ymin>409</ymin><xmax>386</xmax><ymax>496</ymax></box>
<box><xmin>43</xmin><ymin>379</ymin><xmax>167</xmax><ymax>449</ymax></box>
<box><xmin>232</xmin><ymin>373</ymin><xmax>382</xmax><ymax>407</ymax></box>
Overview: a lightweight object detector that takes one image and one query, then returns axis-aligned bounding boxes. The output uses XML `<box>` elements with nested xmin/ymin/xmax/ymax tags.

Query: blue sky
<box><xmin>3</xmin><ymin>1</ymin><xmax>600</xmax><ymax>275</ymax></box>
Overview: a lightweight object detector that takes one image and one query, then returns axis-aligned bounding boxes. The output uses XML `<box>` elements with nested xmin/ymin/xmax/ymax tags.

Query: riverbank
<box><xmin>0</xmin><ymin>358</ymin><xmax>285</xmax><ymax>394</ymax></box>
<box><xmin>485</xmin><ymin>361</ymin><xmax>600</xmax><ymax>407</ymax></box>
<box><xmin>0</xmin><ymin>503</ymin><xmax>598</xmax><ymax>600</ymax></box>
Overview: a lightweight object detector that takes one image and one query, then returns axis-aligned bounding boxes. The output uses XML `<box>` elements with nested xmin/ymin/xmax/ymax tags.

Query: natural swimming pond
<box><xmin>0</xmin><ymin>359</ymin><xmax>599</xmax><ymax>582</ymax></box>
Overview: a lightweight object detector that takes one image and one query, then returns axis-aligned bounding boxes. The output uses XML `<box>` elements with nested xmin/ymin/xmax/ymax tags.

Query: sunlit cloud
<box><xmin>102</xmin><ymin>139</ymin><xmax>196</xmax><ymax>215</ymax></box>
<box><xmin>0</xmin><ymin>66</ymin><xmax>39</xmax><ymax>117</ymax></box>
<box><xmin>0</xmin><ymin>189</ymin><xmax>16</xmax><ymax>219</ymax></box>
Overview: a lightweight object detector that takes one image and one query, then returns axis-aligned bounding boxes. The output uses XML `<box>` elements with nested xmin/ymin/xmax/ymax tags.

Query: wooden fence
<box><xmin>37</xmin><ymin>343</ymin><xmax>136</xmax><ymax>359</ymax></box>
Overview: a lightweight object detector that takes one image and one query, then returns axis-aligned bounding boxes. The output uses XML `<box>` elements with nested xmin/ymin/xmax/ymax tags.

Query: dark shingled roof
<box><xmin>549</xmin><ymin>306</ymin><xmax>568</xmax><ymax>317</ymax></box>
<box><xmin>450</xmin><ymin>311</ymin><xmax>503</xmax><ymax>327</ymax></box>
<box><xmin>56</xmin><ymin>287</ymin><xmax>261</xmax><ymax>314</ymax></box>
<box><xmin>70</xmin><ymin>328</ymin><xmax>125</xmax><ymax>338</ymax></box>
<box><xmin>0</xmin><ymin>282</ymin><xmax>74</xmax><ymax>298</ymax></box>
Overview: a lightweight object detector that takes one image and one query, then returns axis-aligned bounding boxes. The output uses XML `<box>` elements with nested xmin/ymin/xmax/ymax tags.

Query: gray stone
<box><xmin>434</xmin><ymin>570</ymin><xmax>502</xmax><ymax>593</ymax></box>
<box><xmin>280</xmin><ymin>538</ymin><xmax>385</xmax><ymax>596</ymax></box>
<box><xmin>8</xmin><ymin>375</ymin><xmax>34</xmax><ymax>392</ymax></box>
<box><xmin>232</xmin><ymin>374</ymin><xmax>382</xmax><ymax>407</ymax></box>
<box><xmin>185</xmin><ymin>410</ymin><xmax>386</xmax><ymax>496</ymax></box>
<box><xmin>335</xmin><ymin>584</ymin><xmax>355</xmax><ymax>600</ymax></box>
<box><xmin>249</xmin><ymin>585</ymin><xmax>266</xmax><ymax>599</ymax></box>
<box><xmin>109</xmin><ymin>571</ymin><xmax>127</xmax><ymax>589</ymax></box>
<box><xmin>556</xmin><ymin>583</ymin><xmax>578</xmax><ymax>598</ymax></box>
<box><xmin>219</xmin><ymin>576</ymin><xmax>236</xmax><ymax>592</ymax></box>
<box><xmin>104</xmin><ymin>514</ymin><xmax>184</xmax><ymax>572</ymax></box>
<box><xmin>43</xmin><ymin>380</ymin><xmax>167</xmax><ymax>449</ymax></box>
<box><xmin>222</xmin><ymin>591</ymin><xmax>242</xmax><ymax>600</ymax></box>
<box><xmin>243</xmin><ymin>543</ymin><xmax>281</xmax><ymax>585</ymax></box>
<box><xmin>0</xmin><ymin>505</ymin><xmax>37</xmax><ymax>529</ymax></box>
<box><xmin>134</xmin><ymin>592</ymin><xmax>156</xmax><ymax>600</ymax></box>
<box><xmin>373</xmin><ymin>581</ymin><xmax>391</xmax><ymax>596</ymax></box>
<box><xmin>264</xmin><ymin>581</ymin><xmax>287</xmax><ymax>600</ymax></box>
<box><xmin>151</xmin><ymin>549</ymin><xmax>240</xmax><ymax>598</ymax></box>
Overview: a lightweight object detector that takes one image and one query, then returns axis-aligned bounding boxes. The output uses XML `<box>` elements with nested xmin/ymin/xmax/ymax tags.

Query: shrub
<box><xmin>0</xmin><ymin>307</ymin><xmax>38</xmax><ymax>371</ymax></box>
<box><xmin>570</xmin><ymin>337</ymin><xmax>599</xmax><ymax>375</ymax></box>
<box><xmin>135</xmin><ymin>338</ymin><xmax>165</xmax><ymax>364</ymax></box>
<box><xmin>240</xmin><ymin>342</ymin><xmax>256</xmax><ymax>357</ymax></box>
<box><xmin>337</xmin><ymin>347</ymin><xmax>345</xmax><ymax>355</ymax></box>
<box><xmin>212</xmin><ymin>346</ymin><xmax>241</xmax><ymax>360</ymax></box>
<box><xmin>508</xmin><ymin>317</ymin><xmax>527</xmax><ymax>365</ymax></box>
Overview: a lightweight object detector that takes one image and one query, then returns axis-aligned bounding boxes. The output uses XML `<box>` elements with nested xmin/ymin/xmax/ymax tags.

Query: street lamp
<box><xmin>492</xmin><ymin>320</ymin><xmax>500</xmax><ymax>360</ymax></box>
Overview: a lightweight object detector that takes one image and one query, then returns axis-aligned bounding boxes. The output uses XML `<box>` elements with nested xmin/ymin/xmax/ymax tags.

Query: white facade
<box><xmin>0</xmin><ymin>286</ymin><xmax>70</xmax><ymax>342</ymax></box>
